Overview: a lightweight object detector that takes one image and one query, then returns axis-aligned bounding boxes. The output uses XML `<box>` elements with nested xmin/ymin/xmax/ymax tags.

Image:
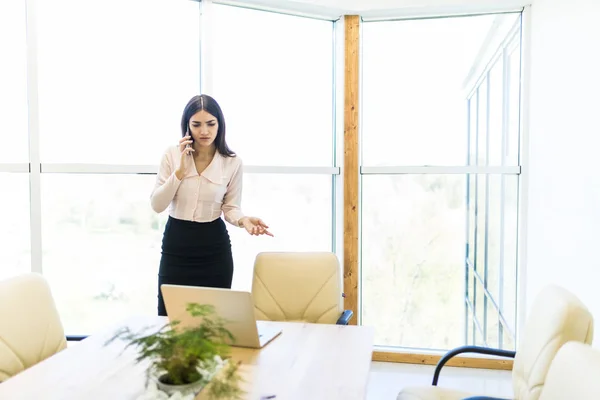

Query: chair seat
<box><xmin>397</xmin><ymin>386</ymin><xmax>476</xmax><ymax>400</ymax></box>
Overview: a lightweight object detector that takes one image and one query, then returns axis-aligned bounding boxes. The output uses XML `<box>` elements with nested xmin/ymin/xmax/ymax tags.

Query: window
<box><xmin>36</xmin><ymin>0</ymin><xmax>201</xmax><ymax>165</ymax></box>
<box><xmin>0</xmin><ymin>1</ymin><xmax>30</xmax><ymax>281</ymax></box>
<box><xmin>361</xmin><ymin>13</ymin><xmax>521</xmax><ymax>350</ymax></box>
<box><xmin>210</xmin><ymin>4</ymin><xmax>334</xmax><ymax>167</ymax></box>
<box><xmin>361</xmin><ymin>174</ymin><xmax>466</xmax><ymax>348</ymax></box>
<box><xmin>30</xmin><ymin>0</ymin><xmax>203</xmax><ymax>333</ymax></box>
<box><xmin>466</xmin><ymin>20</ymin><xmax>522</xmax><ymax>350</ymax></box>
<box><xmin>41</xmin><ymin>174</ymin><xmax>166</xmax><ymax>333</ymax></box>
<box><xmin>3</xmin><ymin>1</ymin><xmax>338</xmax><ymax>335</ymax></box>
<box><xmin>0</xmin><ymin>0</ymin><xmax>28</xmax><ymax>164</ymax></box>
<box><xmin>362</xmin><ymin>16</ymin><xmax>496</xmax><ymax>167</ymax></box>
<box><xmin>0</xmin><ymin>173</ymin><xmax>31</xmax><ymax>281</ymax></box>
<box><xmin>209</xmin><ymin>3</ymin><xmax>338</xmax><ymax>291</ymax></box>
<box><xmin>4</xmin><ymin>0</ymin><xmax>523</xmax><ymax>352</ymax></box>
<box><xmin>230</xmin><ymin>174</ymin><xmax>333</xmax><ymax>290</ymax></box>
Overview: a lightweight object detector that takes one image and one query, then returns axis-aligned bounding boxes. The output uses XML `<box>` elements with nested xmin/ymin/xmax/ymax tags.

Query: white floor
<box><xmin>368</xmin><ymin>362</ymin><xmax>513</xmax><ymax>399</ymax></box>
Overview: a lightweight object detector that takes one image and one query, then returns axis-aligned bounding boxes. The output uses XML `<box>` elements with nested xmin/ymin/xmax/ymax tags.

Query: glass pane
<box><xmin>466</xmin><ymin>307</ymin><xmax>474</xmax><ymax>345</ymax></box>
<box><xmin>477</xmin><ymin>81</ymin><xmax>488</xmax><ymax>166</ymax></box>
<box><xmin>475</xmin><ymin>324</ymin><xmax>485</xmax><ymax>346</ymax></box>
<box><xmin>488</xmin><ymin>62</ymin><xmax>504</xmax><ymax>166</ymax></box>
<box><xmin>229</xmin><ymin>174</ymin><xmax>332</xmax><ymax>290</ymax></box>
<box><xmin>468</xmin><ymin>264</ymin><xmax>475</xmax><ymax>307</ymax></box>
<box><xmin>475</xmin><ymin>279</ymin><xmax>485</xmax><ymax>341</ymax></box>
<box><xmin>501</xmin><ymin>322</ymin><xmax>516</xmax><ymax>351</ymax></box>
<box><xmin>467</xmin><ymin>265</ymin><xmax>475</xmax><ymax>345</ymax></box>
<box><xmin>37</xmin><ymin>0</ymin><xmax>201</xmax><ymax>164</ymax></box>
<box><xmin>41</xmin><ymin>174</ymin><xmax>167</xmax><ymax>334</ymax></box>
<box><xmin>362</xmin><ymin>15</ymin><xmax>496</xmax><ymax>166</ymax></box>
<box><xmin>507</xmin><ymin>42</ymin><xmax>521</xmax><ymax>166</ymax></box>
<box><xmin>486</xmin><ymin>300</ymin><xmax>500</xmax><ymax>348</ymax></box>
<box><xmin>502</xmin><ymin>175</ymin><xmax>519</xmax><ymax>332</ymax></box>
<box><xmin>487</xmin><ymin>175</ymin><xmax>502</xmax><ymax>299</ymax></box>
<box><xmin>468</xmin><ymin>94</ymin><xmax>478</xmax><ymax>166</ymax></box>
<box><xmin>467</xmin><ymin>175</ymin><xmax>476</xmax><ymax>266</ymax></box>
<box><xmin>0</xmin><ymin>173</ymin><xmax>30</xmax><ymax>279</ymax></box>
<box><xmin>0</xmin><ymin>0</ymin><xmax>28</xmax><ymax>163</ymax></box>
<box><xmin>211</xmin><ymin>5</ymin><xmax>333</xmax><ymax>167</ymax></box>
<box><xmin>475</xmin><ymin>175</ymin><xmax>487</xmax><ymax>273</ymax></box>
<box><xmin>361</xmin><ymin>175</ymin><xmax>466</xmax><ymax>349</ymax></box>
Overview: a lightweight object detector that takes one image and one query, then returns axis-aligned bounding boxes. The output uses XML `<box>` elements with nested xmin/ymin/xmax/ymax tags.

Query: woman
<box><xmin>150</xmin><ymin>94</ymin><xmax>272</xmax><ymax>316</ymax></box>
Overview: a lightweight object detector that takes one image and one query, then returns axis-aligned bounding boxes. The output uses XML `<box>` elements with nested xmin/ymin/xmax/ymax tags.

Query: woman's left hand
<box><xmin>240</xmin><ymin>217</ymin><xmax>273</xmax><ymax>237</ymax></box>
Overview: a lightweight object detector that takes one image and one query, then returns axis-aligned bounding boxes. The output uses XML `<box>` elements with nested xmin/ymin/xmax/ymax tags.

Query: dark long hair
<box><xmin>180</xmin><ymin>94</ymin><xmax>235</xmax><ymax>157</ymax></box>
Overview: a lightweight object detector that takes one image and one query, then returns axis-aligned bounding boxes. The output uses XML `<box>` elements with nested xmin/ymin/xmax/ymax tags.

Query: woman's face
<box><xmin>189</xmin><ymin>110</ymin><xmax>218</xmax><ymax>148</ymax></box>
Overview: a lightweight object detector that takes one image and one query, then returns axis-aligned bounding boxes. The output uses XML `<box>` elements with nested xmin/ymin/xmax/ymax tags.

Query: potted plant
<box><xmin>106</xmin><ymin>303</ymin><xmax>243</xmax><ymax>399</ymax></box>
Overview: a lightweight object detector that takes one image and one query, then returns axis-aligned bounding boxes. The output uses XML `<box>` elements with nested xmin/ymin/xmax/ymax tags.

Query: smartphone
<box><xmin>185</xmin><ymin>128</ymin><xmax>192</xmax><ymax>151</ymax></box>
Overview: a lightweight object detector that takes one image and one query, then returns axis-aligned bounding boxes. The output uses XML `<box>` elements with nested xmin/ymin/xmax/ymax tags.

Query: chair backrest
<box><xmin>251</xmin><ymin>252</ymin><xmax>342</xmax><ymax>324</ymax></box>
<box><xmin>512</xmin><ymin>285</ymin><xmax>594</xmax><ymax>400</ymax></box>
<box><xmin>0</xmin><ymin>273</ymin><xmax>67</xmax><ymax>381</ymax></box>
<box><xmin>539</xmin><ymin>341</ymin><xmax>600</xmax><ymax>399</ymax></box>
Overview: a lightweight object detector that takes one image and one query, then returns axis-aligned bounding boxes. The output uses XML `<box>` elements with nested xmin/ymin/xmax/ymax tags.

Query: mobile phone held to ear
<box><xmin>185</xmin><ymin>128</ymin><xmax>192</xmax><ymax>150</ymax></box>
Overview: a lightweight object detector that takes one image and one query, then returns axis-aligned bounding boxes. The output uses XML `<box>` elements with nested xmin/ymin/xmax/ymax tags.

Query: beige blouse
<box><xmin>150</xmin><ymin>146</ymin><xmax>245</xmax><ymax>227</ymax></box>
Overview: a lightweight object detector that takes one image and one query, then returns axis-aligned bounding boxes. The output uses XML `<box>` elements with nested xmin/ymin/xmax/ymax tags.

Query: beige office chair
<box><xmin>537</xmin><ymin>341</ymin><xmax>600</xmax><ymax>400</ymax></box>
<box><xmin>251</xmin><ymin>252</ymin><xmax>353</xmax><ymax>325</ymax></box>
<box><xmin>397</xmin><ymin>285</ymin><xmax>594</xmax><ymax>400</ymax></box>
<box><xmin>0</xmin><ymin>273</ymin><xmax>80</xmax><ymax>382</ymax></box>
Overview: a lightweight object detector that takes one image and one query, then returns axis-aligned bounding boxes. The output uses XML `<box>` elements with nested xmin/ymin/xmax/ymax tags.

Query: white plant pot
<box><xmin>150</xmin><ymin>357</ymin><xmax>227</xmax><ymax>397</ymax></box>
<box><xmin>154</xmin><ymin>375</ymin><xmax>205</xmax><ymax>396</ymax></box>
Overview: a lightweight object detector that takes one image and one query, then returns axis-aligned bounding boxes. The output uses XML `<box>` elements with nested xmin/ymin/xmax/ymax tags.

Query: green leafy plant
<box><xmin>106</xmin><ymin>303</ymin><xmax>243</xmax><ymax>399</ymax></box>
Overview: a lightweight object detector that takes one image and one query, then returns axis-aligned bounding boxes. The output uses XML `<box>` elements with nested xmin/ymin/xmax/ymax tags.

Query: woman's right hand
<box><xmin>175</xmin><ymin>135</ymin><xmax>194</xmax><ymax>180</ymax></box>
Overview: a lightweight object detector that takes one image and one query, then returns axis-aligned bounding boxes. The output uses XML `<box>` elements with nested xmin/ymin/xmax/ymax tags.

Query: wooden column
<box><xmin>343</xmin><ymin>15</ymin><xmax>360</xmax><ymax>325</ymax></box>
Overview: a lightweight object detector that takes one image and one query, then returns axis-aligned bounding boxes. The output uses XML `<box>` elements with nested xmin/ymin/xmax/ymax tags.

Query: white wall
<box><xmin>524</xmin><ymin>0</ymin><xmax>600</xmax><ymax>342</ymax></box>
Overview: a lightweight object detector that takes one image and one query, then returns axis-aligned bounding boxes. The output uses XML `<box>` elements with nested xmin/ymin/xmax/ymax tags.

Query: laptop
<box><xmin>160</xmin><ymin>284</ymin><xmax>282</xmax><ymax>349</ymax></box>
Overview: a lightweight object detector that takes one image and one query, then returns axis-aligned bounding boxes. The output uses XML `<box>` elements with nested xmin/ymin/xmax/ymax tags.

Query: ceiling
<box><xmin>217</xmin><ymin>0</ymin><xmax>530</xmax><ymax>19</ymax></box>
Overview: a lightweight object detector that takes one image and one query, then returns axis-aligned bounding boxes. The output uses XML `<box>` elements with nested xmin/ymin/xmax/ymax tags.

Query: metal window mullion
<box><xmin>212</xmin><ymin>0</ymin><xmax>339</xmax><ymax>21</ymax></box>
<box><xmin>40</xmin><ymin>164</ymin><xmax>340</xmax><ymax>175</ymax></box>
<box><xmin>464</xmin><ymin>99</ymin><xmax>471</xmax><ymax>346</ymax></box>
<box><xmin>25</xmin><ymin>0</ymin><xmax>42</xmax><ymax>275</ymax></box>
<box><xmin>333</xmin><ymin>18</ymin><xmax>345</xmax><ymax>282</ymax></box>
<box><xmin>197</xmin><ymin>0</ymin><xmax>203</xmax><ymax>94</ymax></box>
<box><xmin>330</xmin><ymin>21</ymin><xmax>337</xmax><ymax>256</ymax></box>
<box><xmin>498</xmin><ymin>174</ymin><xmax>507</xmax><ymax>347</ymax></box>
<box><xmin>362</xmin><ymin>8</ymin><xmax>524</xmax><ymax>23</ymax></box>
<box><xmin>200</xmin><ymin>0</ymin><xmax>214</xmax><ymax>95</ymax></box>
<box><xmin>0</xmin><ymin>164</ymin><xmax>30</xmax><ymax>173</ymax></box>
<box><xmin>464</xmin><ymin>185</ymin><xmax>470</xmax><ymax>345</ymax></box>
<box><xmin>483</xmin><ymin>73</ymin><xmax>491</xmax><ymax>344</ymax></box>
<box><xmin>356</xmin><ymin>16</ymin><xmax>365</xmax><ymax>326</ymax></box>
<box><xmin>502</xmin><ymin>46</ymin><xmax>511</xmax><ymax>166</ymax></box>
<box><xmin>515</xmin><ymin>9</ymin><xmax>528</xmax><ymax>346</ymax></box>
<box><xmin>473</xmin><ymin>171</ymin><xmax>479</xmax><ymax>344</ymax></box>
<box><xmin>360</xmin><ymin>166</ymin><xmax>520</xmax><ymax>174</ymax></box>
<box><xmin>498</xmin><ymin>45</ymin><xmax>511</xmax><ymax>349</ymax></box>
<box><xmin>472</xmin><ymin>86</ymin><xmax>480</xmax><ymax>345</ymax></box>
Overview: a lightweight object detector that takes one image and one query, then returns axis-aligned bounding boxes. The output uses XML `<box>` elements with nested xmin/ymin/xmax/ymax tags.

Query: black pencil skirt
<box><xmin>157</xmin><ymin>216</ymin><xmax>234</xmax><ymax>316</ymax></box>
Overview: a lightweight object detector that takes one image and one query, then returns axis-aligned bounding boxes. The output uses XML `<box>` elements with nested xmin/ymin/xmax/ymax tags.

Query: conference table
<box><xmin>0</xmin><ymin>315</ymin><xmax>375</xmax><ymax>400</ymax></box>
